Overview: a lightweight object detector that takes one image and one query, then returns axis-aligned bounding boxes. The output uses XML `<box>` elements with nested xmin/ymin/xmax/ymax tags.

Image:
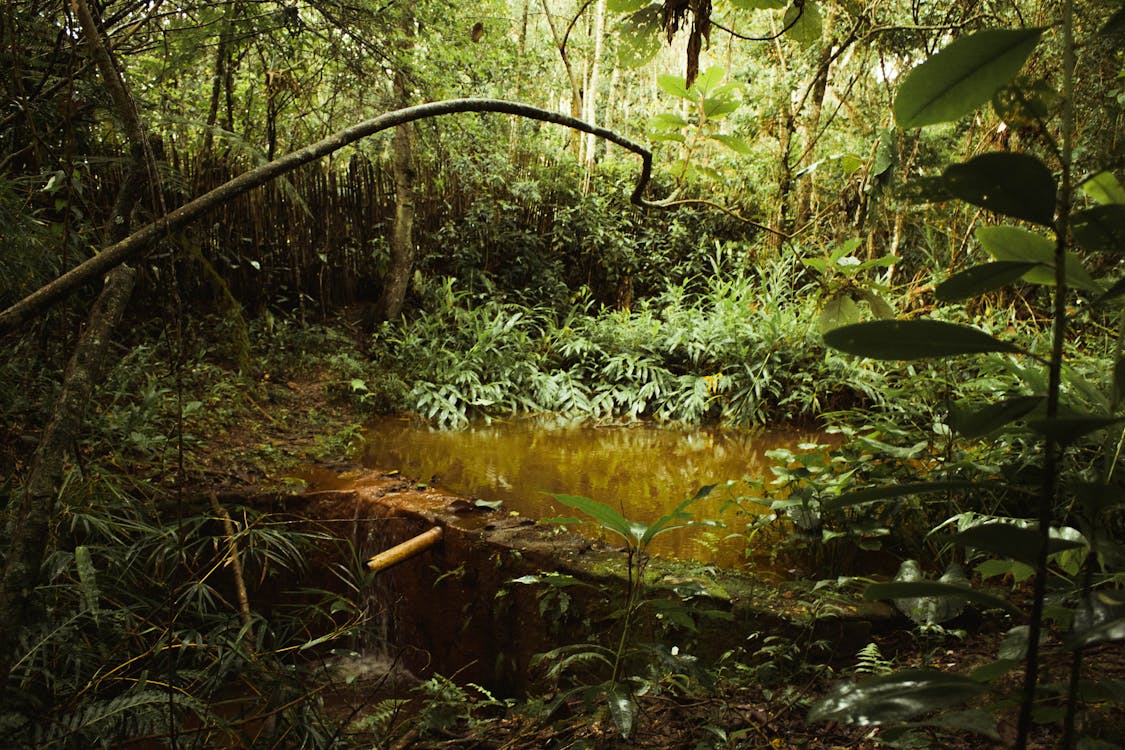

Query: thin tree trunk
<box><xmin>0</xmin><ymin>0</ymin><xmax>155</xmax><ymax>676</ymax></box>
<box><xmin>794</xmin><ymin>43</ymin><xmax>833</xmax><ymax>229</ymax></box>
<box><xmin>377</xmin><ymin>3</ymin><xmax>416</xmax><ymax>323</ymax></box>
<box><xmin>582</xmin><ymin>0</ymin><xmax>607</xmax><ymax>186</ymax></box>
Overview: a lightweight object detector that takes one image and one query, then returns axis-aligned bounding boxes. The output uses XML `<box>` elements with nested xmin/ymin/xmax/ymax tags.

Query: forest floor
<box><xmin>161</xmin><ymin>370</ymin><xmax>1124</xmax><ymax>749</ymax></box>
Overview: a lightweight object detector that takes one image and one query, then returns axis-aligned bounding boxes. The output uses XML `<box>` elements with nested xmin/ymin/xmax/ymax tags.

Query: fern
<box><xmin>854</xmin><ymin>642</ymin><xmax>894</xmax><ymax>675</ymax></box>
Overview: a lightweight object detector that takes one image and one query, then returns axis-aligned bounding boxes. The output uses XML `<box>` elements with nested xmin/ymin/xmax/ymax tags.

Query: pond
<box><xmin>357</xmin><ymin>416</ymin><xmax>828</xmax><ymax>567</ymax></box>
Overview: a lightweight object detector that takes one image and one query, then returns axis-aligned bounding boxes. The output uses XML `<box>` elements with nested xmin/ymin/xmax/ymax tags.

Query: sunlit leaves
<box><xmin>710</xmin><ymin>134</ymin><xmax>753</xmax><ymax>154</ymax></box>
<box><xmin>809</xmin><ymin>669</ymin><xmax>986</xmax><ymax>724</ymax></box>
<box><xmin>784</xmin><ymin>0</ymin><xmax>822</xmax><ymax>46</ymax></box>
<box><xmin>1080</xmin><ymin>171</ymin><xmax>1125</xmax><ymax>205</ymax></box>
<box><xmin>943</xmin><ymin>153</ymin><xmax>1056</xmax><ymax>226</ymax></box>
<box><xmin>823</xmin><ymin>320</ymin><xmax>1020</xmax><ymax>360</ymax></box>
<box><xmin>730</xmin><ymin>0</ymin><xmax>785</xmax><ymax>8</ymax></box>
<box><xmin>656</xmin><ymin>74</ymin><xmax>691</xmax><ymax>99</ymax></box>
<box><xmin>614</xmin><ymin>4</ymin><xmax>662</xmax><ymax>67</ymax></box>
<box><xmin>893</xmin><ymin>28</ymin><xmax>1044</xmax><ymax>128</ymax></box>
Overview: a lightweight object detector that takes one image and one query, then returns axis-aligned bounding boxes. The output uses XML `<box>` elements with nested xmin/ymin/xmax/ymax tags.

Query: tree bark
<box><xmin>0</xmin><ymin>0</ymin><xmax>153</xmax><ymax>676</ymax></box>
<box><xmin>0</xmin><ymin>99</ymin><xmax>660</xmax><ymax>338</ymax></box>
<box><xmin>377</xmin><ymin>4</ymin><xmax>417</xmax><ymax>323</ymax></box>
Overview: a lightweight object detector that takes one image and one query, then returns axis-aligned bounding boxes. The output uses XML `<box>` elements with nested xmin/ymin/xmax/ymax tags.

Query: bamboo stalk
<box><xmin>366</xmin><ymin>526</ymin><xmax>444</xmax><ymax>574</ymax></box>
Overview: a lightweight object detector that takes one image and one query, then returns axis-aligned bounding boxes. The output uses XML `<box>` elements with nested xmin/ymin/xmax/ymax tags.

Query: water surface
<box><xmin>358</xmin><ymin>416</ymin><xmax>825</xmax><ymax>566</ymax></box>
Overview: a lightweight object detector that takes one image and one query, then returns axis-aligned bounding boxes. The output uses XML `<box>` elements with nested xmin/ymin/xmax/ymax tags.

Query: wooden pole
<box><xmin>366</xmin><ymin>526</ymin><xmax>444</xmax><ymax>574</ymax></box>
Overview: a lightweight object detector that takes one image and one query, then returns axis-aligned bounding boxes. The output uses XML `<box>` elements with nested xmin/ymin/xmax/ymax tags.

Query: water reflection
<box><xmin>360</xmin><ymin>416</ymin><xmax>824</xmax><ymax>566</ymax></box>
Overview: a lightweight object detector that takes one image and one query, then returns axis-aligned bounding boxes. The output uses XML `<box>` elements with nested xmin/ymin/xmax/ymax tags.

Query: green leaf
<box><xmin>702</xmin><ymin>97</ymin><xmax>740</xmax><ymax>118</ymax></box>
<box><xmin>951</xmin><ymin>522</ymin><xmax>1086</xmax><ymax>567</ymax></box>
<box><xmin>1027</xmin><ymin>414</ymin><xmax>1125</xmax><ymax>444</ymax></box>
<box><xmin>551</xmin><ymin>494</ymin><xmax>639</xmax><ymax>544</ymax></box>
<box><xmin>607</xmin><ymin>0</ymin><xmax>647</xmax><ymax>11</ymax></box>
<box><xmin>893</xmin><ymin>28</ymin><xmax>1044</xmax><ymax>128</ymax></box>
<box><xmin>784</xmin><ymin>0</ymin><xmax>822</xmax><ymax>46</ymax></box>
<box><xmin>935</xmin><ymin>261</ymin><xmax>1042</xmax><ymax>302</ymax></box>
<box><xmin>648</xmin><ymin>112</ymin><xmax>689</xmax><ymax>130</ymax></box>
<box><xmin>948</xmin><ymin>395</ymin><xmax>1045</xmax><ymax>438</ymax></box>
<box><xmin>1080</xmin><ymin>171</ymin><xmax>1125</xmax><ymax>205</ymax></box>
<box><xmin>1071</xmin><ymin>204</ymin><xmax>1125</xmax><ymax>253</ymax></box>
<box><xmin>1097</xmin><ymin>275</ymin><xmax>1125</xmax><ymax>304</ymax></box>
<box><xmin>818</xmin><ymin>295</ymin><xmax>862</xmax><ymax>334</ymax></box>
<box><xmin>943</xmin><ymin>152</ymin><xmax>1056</xmax><ymax>226</ymax></box>
<box><xmin>607</xmin><ymin>688</ymin><xmax>637</xmax><ymax>738</ymax></box>
<box><xmin>971</xmin><ymin>658</ymin><xmax>1021</xmax><ymax>682</ymax></box>
<box><xmin>924</xmin><ymin>709</ymin><xmax>1000</xmax><ymax>740</ymax></box>
<box><xmin>614</xmin><ymin>5</ymin><xmax>663</xmax><ymax>67</ymax></box>
<box><xmin>808</xmin><ymin>669</ymin><xmax>986</xmax><ymax>725</ymax></box>
<box><xmin>730</xmin><ymin>0</ymin><xmax>785</xmax><ymax>8</ymax></box>
<box><xmin>657</xmin><ymin>73</ymin><xmax>692</xmax><ymax>100</ymax></box>
<box><xmin>976</xmin><ymin>225</ymin><xmax>1100</xmax><ymax>291</ymax></box>
<box><xmin>710</xmin><ymin>134</ymin><xmax>753</xmax><ymax>154</ymax></box>
<box><xmin>823</xmin><ymin>481</ymin><xmax>988</xmax><ymax>512</ymax></box>
<box><xmin>1116</xmin><ymin>357</ymin><xmax>1125</xmax><ymax>402</ymax></box>
<box><xmin>823</xmin><ymin>319</ymin><xmax>1020</xmax><ymax>360</ymax></box>
<box><xmin>865</xmin><ymin>581</ymin><xmax>1020</xmax><ymax>615</ymax></box>
<box><xmin>690</xmin><ymin>66</ymin><xmax>726</xmax><ymax>97</ymax></box>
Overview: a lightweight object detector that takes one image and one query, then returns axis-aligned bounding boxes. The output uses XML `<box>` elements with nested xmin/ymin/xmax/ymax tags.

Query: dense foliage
<box><xmin>2</xmin><ymin>0</ymin><xmax>1124</xmax><ymax>747</ymax></box>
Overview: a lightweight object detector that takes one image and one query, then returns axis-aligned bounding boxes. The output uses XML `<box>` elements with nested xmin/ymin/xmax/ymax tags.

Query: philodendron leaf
<box><xmin>823</xmin><ymin>319</ymin><xmax>1020</xmax><ymax>360</ymax></box>
<box><xmin>893</xmin><ymin>28</ymin><xmax>1044</xmax><ymax>128</ymax></box>
<box><xmin>1071</xmin><ymin>204</ymin><xmax>1125</xmax><ymax>253</ymax></box>
<box><xmin>943</xmin><ymin>152</ymin><xmax>1056</xmax><ymax>226</ymax></box>
<box><xmin>948</xmin><ymin>395</ymin><xmax>1045</xmax><ymax>438</ymax></box>
<box><xmin>808</xmin><ymin>669</ymin><xmax>986</xmax><ymax>724</ymax></box>
<box><xmin>865</xmin><ymin>581</ymin><xmax>1020</xmax><ymax>616</ymax></box>
<box><xmin>935</xmin><ymin>261</ymin><xmax>1042</xmax><ymax>302</ymax></box>
<box><xmin>951</xmin><ymin>522</ymin><xmax>1086</xmax><ymax>567</ymax></box>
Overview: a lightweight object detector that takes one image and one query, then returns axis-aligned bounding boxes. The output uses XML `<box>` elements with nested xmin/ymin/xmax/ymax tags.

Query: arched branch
<box><xmin>0</xmin><ymin>99</ymin><xmax>660</xmax><ymax>337</ymax></box>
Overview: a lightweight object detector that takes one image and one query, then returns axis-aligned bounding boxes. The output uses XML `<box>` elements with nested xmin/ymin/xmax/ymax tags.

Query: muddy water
<box><xmin>357</xmin><ymin>416</ymin><xmax>827</xmax><ymax>566</ymax></box>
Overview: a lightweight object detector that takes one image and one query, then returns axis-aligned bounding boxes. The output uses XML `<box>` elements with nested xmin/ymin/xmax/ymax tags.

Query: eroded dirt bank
<box><xmin>260</xmin><ymin>467</ymin><xmax>898</xmax><ymax>695</ymax></box>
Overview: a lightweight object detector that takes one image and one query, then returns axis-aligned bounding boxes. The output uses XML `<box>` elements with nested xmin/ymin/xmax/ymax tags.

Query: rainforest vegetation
<box><xmin>2</xmin><ymin>0</ymin><xmax>1124</xmax><ymax>747</ymax></box>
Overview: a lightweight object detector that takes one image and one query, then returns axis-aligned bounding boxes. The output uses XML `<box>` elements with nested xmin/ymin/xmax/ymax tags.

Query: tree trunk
<box><xmin>582</xmin><ymin>0</ymin><xmax>607</xmax><ymax>186</ymax></box>
<box><xmin>794</xmin><ymin>43</ymin><xmax>833</xmax><ymax>229</ymax></box>
<box><xmin>377</xmin><ymin>4</ymin><xmax>417</xmax><ymax>323</ymax></box>
<box><xmin>0</xmin><ymin>0</ymin><xmax>153</xmax><ymax>676</ymax></box>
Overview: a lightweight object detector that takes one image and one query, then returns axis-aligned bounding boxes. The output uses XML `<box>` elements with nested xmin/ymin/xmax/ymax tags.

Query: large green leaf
<box><xmin>935</xmin><ymin>261</ymin><xmax>1042</xmax><ymax>302</ymax></box>
<box><xmin>710</xmin><ymin>134</ymin><xmax>753</xmax><ymax>154</ymax></box>
<box><xmin>976</xmin><ymin>225</ymin><xmax>1100</xmax><ymax>291</ymax></box>
<box><xmin>948</xmin><ymin>395</ymin><xmax>1044</xmax><ymax>438</ymax></box>
<box><xmin>657</xmin><ymin>73</ymin><xmax>691</xmax><ymax>100</ymax></box>
<box><xmin>784</xmin><ymin>0</ymin><xmax>822</xmax><ymax>46</ymax></box>
<box><xmin>549</xmin><ymin>494</ymin><xmax>642</xmax><ymax>545</ymax></box>
<box><xmin>893</xmin><ymin>28</ymin><xmax>1044</xmax><ymax>128</ymax></box>
<box><xmin>607</xmin><ymin>0</ymin><xmax>647</xmax><ymax>10</ymax></box>
<box><xmin>690</xmin><ymin>66</ymin><xmax>726</xmax><ymax>97</ymax></box>
<box><xmin>943</xmin><ymin>153</ymin><xmax>1056</xmax><ymax>226</ymax></box>
<box><xmin>951</xmin><ymin>522</ymin><xmax>1086</xmax><ymax>567</ymax></box>
<box><xmin>607</xmin><ymin>688</ymin><xmax>637</xmax><ymax>738</ymax></box>
<box><xmin>822</xmin><ymin>481</ymin><xmax>987</xmax><ymax>512</ymax></box>
<box><xmin>730</xmin><ymin>0</ymin><xmax>785</xmax><ymax>7</ymax></box>
<box><xmin>1027</xmin><ymin>414</ymin><xmax>1125</xmax><ymax>444</ymax></box>
<box><xmin>1080</xmin><ymin>171</ymin><xmax>1125</xmax><ymax>205</ymax></box>
<box><xmin>1071</xmin><ymin>204</ymin><xmax>1125</xmax><ymax>253</ymax></box>
<box><xmin>865</xmin><ymin>581</ymin><xmax>1020</xmax><ymax>616</ymax></box>
<box><xmin>808</xmin><ymin>669</ymin><xmax>986</xmax><ymax>724</ymax></box>
<box><xmin>823</xmin><ymin>319</ymin><xmax>1020</xmax><ymax>360</ymax></box>
<box><xmin>614</xmin><ymin>5</ymin><xmax>662</xmax><ymax>67</ymax></box>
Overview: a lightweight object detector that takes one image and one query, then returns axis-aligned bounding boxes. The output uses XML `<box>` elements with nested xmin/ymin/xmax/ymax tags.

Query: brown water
<box><xmin>358</xmin><ymin>416</ymin><xmax>827</xmax><ymax>566</ymax></box>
